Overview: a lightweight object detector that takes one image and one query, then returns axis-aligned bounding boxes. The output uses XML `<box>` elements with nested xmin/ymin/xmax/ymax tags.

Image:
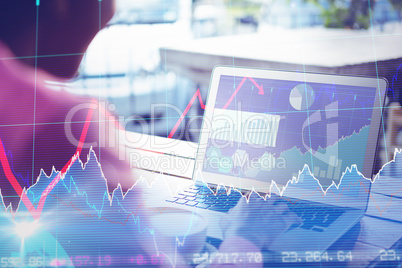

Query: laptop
<box><xmin>154</xmin><ymin>66</ymin><xmax>388</xmax><ymax>252</ymax></box>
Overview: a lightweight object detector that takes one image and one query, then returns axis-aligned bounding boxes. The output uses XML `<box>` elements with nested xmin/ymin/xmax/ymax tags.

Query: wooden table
<box><xmin>160</xmin><ymin>27</ymin><xmax>402</xmax><ymax>101</ymax></box>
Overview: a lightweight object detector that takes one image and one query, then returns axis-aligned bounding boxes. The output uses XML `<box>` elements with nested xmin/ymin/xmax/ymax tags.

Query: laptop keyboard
<box><xmin>166</xmin><ymin>186</ymin><xmax>344</xmax><ymax>231</ymax></box>
<box><xmin>166</xmin><ymin>185</ymin><xmax>242</xmax><ymax>213</ymax></box>
<box><xmin>287</xmin><ymin>199</ymin><xmax>345</xmax><ymax>232</ymax></box>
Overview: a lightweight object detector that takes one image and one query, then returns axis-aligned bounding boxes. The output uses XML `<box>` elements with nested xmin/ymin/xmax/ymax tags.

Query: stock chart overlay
<box><xmin>1</xmin><ymin>143</ymin><xmax>402</xmax><ymax>266</ymax></box>
<box><xmin>2</xmin><ymin>0</ymin><xmax>402</xmax><ymax>267</ymax></box>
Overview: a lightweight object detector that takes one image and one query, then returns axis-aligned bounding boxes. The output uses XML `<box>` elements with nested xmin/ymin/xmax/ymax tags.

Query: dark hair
<box><xmin>0</xmin><ymin>1</ymin><xmax>38</xmax><ymax>43</ymax></box>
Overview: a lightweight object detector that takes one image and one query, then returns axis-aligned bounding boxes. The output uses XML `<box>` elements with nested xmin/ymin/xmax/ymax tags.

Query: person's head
<box><xmin>0</xmin><ymin>0</ymin><xmax>115</xmax><ymax>78</ymax></box>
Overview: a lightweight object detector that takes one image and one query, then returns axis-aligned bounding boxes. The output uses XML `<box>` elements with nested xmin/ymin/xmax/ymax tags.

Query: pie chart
<box><xmin>289</xmin><ymin>84</ymin><xmax>315</xmax><ymax>110</ymax></box>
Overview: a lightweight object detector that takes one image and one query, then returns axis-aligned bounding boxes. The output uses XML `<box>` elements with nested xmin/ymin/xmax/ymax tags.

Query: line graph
<box><xmin>1</xmin><ymin>130</ymin><xmax>402</xmax><ymax>268</ymax></box>
<box><xmin>0</xmin><ymin>98</ymin><xmax>96</xmax><ymax>220</ymax></box>
<box><xmin>4</xmin><ymin>146</ymin><xmax>402</xmax><ymax>224</ymax></box>
<box><xmin>167</xmin><ymin>76</ymin><xmax>265</xmax><ymax>139</ymax></box>
<box><xmin>44</xmin><ymin>152</ymin><xmax>402</xmax><ymax>219</ymax></box>
<box><xmin>168</xmin><ymin>88</ymin><xmax>205</xmax><ymax>139</ymax></box>
<box><xmin>3</xmin><ymin>150</ymin><xmax>31</xmax><ymax>188</ymax></box>
<box><xmin>0</xmin><ymin>149</ymin><xmax>206</xmax><ymax>268</ymax></box>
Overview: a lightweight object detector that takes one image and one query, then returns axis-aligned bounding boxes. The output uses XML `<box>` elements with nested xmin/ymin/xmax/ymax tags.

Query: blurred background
<box><xmin>59</xmin><ymin>0</ymin><xmax>402</xmax><ymax>151</ymax></box>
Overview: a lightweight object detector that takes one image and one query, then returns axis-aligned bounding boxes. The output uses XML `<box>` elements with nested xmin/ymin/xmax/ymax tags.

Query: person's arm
<box><xmin>34</xmin><ymin>95</ymin><xmax>135</xmax><ymax>191</ymax></box>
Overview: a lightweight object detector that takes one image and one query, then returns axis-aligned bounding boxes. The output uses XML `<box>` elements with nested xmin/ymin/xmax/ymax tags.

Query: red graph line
<box><xmin>168</xmin><ymin>76</ymin><xmax>265</xmax><ymax>138</ymax></box>
<box><xmin>0</xmin><ymin>98</ymin><xmax>96</xmax><ymax>220</ymax></box>
<box><xmin>222</xmin><ymin>77</ymin><xmax>247</xmax><ymax>109</ymax></box>
<box><xmin>168</xmin><ymin>88</ymin><xmax>205</xmax><ymax>139</ymax></box>
<box><xmin>0</xmin><ymin>141</ymin><xmax>24</xmax><ymax>197</ymax></box>
<box><xmin>248</xmin><ymin>77</ymin><xmax>264</xmax><ymax>95</ymax></box>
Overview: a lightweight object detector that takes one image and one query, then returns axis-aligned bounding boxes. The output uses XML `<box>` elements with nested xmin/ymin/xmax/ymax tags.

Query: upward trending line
<box><xmin>168</xmin><ymin>88</ymin><xmax>205</xmax><ymax>139</ymax></box>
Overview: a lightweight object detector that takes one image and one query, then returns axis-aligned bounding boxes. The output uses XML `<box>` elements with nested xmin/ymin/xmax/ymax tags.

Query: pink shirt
<box><xmin>0</xmin><ymin>42</ymin><xmax>132</xmax><ymax>206</ymax></box>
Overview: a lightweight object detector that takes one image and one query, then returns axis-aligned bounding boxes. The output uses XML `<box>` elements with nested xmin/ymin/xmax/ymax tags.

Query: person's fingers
<box><xmin>272</xmin><ymin>201</ymin><xmax>288</xmax><ymax>214</ymax></box>
<box><xmin>219</xmin><ymin>212</ymin><xmax>232</xmax><ymax>230</ymax></box>
<box><xmin>225</xmin><ymin>196</ymin><xmax>248</xmax><ymax>221</ymax></box>
<box><xmin>235</xmin><ymin>195</ymin><xmax>247</xmax><ymax>210</ymax></box>
<box><xmin>282</xmin><ymin>211</ymin><xmax>302</xmax><ymax>230</ymax></box>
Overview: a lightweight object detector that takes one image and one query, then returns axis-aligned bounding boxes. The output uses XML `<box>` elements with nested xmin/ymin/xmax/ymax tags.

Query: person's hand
<box><xmin>220</xmin><ymin>191</ymin><xmax>301</xmax><ymax>250</ymax></box>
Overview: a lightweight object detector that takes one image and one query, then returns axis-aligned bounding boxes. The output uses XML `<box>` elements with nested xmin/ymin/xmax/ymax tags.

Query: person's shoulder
<box><xmin>37</xmin><ymin>82</ymin><xmax>101</xmax><ymax>124</ymax></box>
<box><xmin>0</xmin><ymin>48</ymin><xmax>97</xmax><ymax>124</ymax></box>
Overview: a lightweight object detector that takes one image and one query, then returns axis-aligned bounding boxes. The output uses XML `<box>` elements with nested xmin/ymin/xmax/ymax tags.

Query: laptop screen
<box><xmin>196</xmin><ymin>67</ymin><xmax>387</xmax><ymax>209</ymax></box>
